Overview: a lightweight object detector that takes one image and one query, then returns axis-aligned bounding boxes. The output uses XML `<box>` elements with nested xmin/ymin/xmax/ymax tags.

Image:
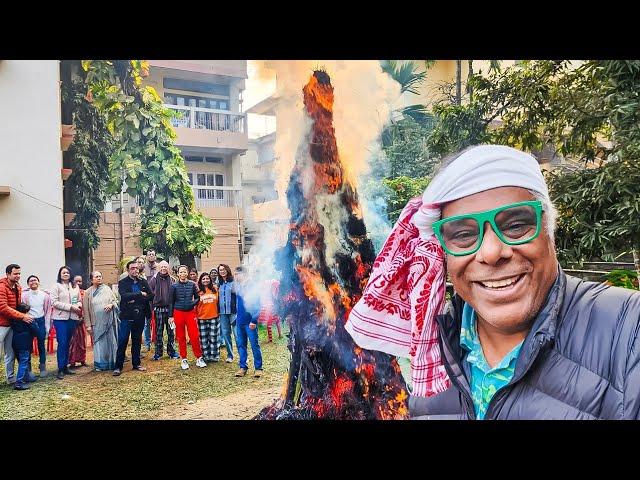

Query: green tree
<box><xmin>82</xmin><ymin>60</ymin><xmax>215</xmax><ymax>263</ymax></box>
<box><xmin>61</xmin><ymin>68</ymin><xmax>115</xmax><ymax>280</ymax></box>
<box><xmin>426</xmin><ymin>60</ymin><xmax>640</xmax><ymax>274</ymax></box>
<box><xmin>383</xmin><ymin>176</ymin><xmax>431</xmax><ymax>223</ymax></box>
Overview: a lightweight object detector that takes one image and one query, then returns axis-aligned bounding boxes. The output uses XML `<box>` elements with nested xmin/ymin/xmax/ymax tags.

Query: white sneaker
<box><xmin>181</xmin><ymin>359</ymin><xmax>189</xmax><ymax>370</ymax></box>
<box><xmin>225</xmin><ymin>358</ymin><xmax>234</xmax><ymax>363</ymax></box>
<box><xmin>195</xmin><ymin>357</ymin><xmax>207</xmax><ymax>368</ymax></box>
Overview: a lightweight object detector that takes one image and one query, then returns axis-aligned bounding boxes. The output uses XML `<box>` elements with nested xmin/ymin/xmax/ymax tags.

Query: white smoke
<box><xmin>240</xmin><ymin>61</ymin><xmax>402</xmax><ymax>316</ymax></box>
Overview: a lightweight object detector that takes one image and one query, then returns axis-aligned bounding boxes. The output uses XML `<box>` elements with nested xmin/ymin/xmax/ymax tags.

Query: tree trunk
<box><xmin>178</xmin><ymin>254</ymin><xmax>196</xmax><ymax>270</ymax></box>
<box><xmin>467</xmin><ymin>60</ymin><xmax>474</xmax><ymax>100</ymax></box>
<box><xmin>455</xmin><ymin>60</ymin><xmax>462</xmax><ymax>105</ymax></box>
<box><xmin>60</xmin><ymin>61</ymin><xmax>74</xmax><ymax>124</ymax></box>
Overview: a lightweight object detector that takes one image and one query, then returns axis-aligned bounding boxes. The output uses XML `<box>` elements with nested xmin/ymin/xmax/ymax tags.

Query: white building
<box><xmin>0</xmin><ymin>60</ymin><xmax>66</xmax><ymax>288</ymax></box>
<box><xmin>95</xmin><ymin>60</ymin><xmax>251</xmax><ymax>283</ymax></box>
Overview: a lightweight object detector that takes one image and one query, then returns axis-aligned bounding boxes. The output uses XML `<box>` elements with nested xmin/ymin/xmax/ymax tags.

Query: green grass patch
<box><xmin>0</xmin><ymin>324</ymin><xmax>290</xmax><ymax>419</ymax></box>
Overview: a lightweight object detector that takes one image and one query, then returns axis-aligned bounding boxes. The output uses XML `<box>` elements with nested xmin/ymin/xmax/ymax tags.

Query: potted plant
<box><xmin>61</xmin><ymin>124</ymin><xmax>76</xmax><ymax>151</ymax></box>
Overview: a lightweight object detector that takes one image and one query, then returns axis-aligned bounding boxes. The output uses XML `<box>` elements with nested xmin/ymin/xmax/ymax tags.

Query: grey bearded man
<box><xmin>347</xmin><ymin>144</ymin><xmax>640</xmax><ymax>420</ymax></box>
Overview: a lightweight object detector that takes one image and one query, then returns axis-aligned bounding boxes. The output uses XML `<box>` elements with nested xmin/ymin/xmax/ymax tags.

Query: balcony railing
<box><xmin>166</xmin><ymin>105</ymin><xmax>246</xmax><ymax>133</ymax></box>
<box><xmin>192</xmin><ymin>186</ymin><xmax>243</xmax><ymax>208</ymax></box>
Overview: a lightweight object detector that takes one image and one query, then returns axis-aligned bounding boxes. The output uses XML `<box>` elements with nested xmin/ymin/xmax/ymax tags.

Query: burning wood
<box><xmin>256</xmin><ymin>70</ymin><xmax>408</xmax><ymax>420</ymax></box>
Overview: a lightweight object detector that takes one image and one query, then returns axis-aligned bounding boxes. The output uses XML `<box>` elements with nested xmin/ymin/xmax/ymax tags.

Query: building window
<box><xmin>163</xmin><ymin>78</ymin><xmax>230</xmax><ymax>96</ymax></box>
<box><xmin>215</xmin><ymin>174</ymin><xmax>224</xmax><ymax>199</ymax></box>
<box><xmin>164</xmin><ymin>93</ymin><xmax>230</xmax><ymax>111</ymax></box>
<box><xmin>187</xmin><ymin>173</ymin><xmax>193</xmax><ymax>185</ymax></box>
<box><xmin>185</xmin><ymin>155</ymin><xmax>224</xmax><ymax>164</ymax></box>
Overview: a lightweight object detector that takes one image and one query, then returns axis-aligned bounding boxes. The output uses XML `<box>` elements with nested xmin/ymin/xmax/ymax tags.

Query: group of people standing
<box><xmin>109</xmin><ymin>255</ymin><xmax>265</xmax><ymax>378</ymax></box>
<box><xmin>0</xmin><ymin>250</ymin><xmax>269</xmax><ymax>391</ymax></box>
<box><xmin>0</xmin><ymin>263</ymin><xmax>97</xmax><ymax>388</ymax></box>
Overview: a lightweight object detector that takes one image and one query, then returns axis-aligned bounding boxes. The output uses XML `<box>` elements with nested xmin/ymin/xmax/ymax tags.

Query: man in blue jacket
<box><xmin>113</xmin><ymin>261</ymin><xmax>154</xmax><ymax>376</ymax></box>
<box><xmin>233</xmin><ymin>266</ymin><xmax>263</xmax><ymax>378</ymax></box>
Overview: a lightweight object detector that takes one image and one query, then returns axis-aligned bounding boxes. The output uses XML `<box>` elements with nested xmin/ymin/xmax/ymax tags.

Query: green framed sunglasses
<box><xmin>432</xmin><ymin>200</ymin><xmax>543</xmax><ymax>257</ymax></box>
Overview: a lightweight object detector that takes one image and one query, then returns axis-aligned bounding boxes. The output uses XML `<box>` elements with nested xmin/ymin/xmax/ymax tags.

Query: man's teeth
<box><xmin>480</xmin><ymin>276</ymin><xmax>520</xmax><ymax>289</ymax></box>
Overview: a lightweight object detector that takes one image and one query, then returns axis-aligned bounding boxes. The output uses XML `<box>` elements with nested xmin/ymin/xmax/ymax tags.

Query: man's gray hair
<box><xmin>528</xmin><ymin>189</ymin><xmax>557</xmax><ymax>243</ymax></box>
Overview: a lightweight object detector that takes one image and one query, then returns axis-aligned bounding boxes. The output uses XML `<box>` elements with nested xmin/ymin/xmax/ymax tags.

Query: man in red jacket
<box><xmin>0</xmin><ymin>264</ymin><xmax>34</xmax><ymax>385</ymax></box>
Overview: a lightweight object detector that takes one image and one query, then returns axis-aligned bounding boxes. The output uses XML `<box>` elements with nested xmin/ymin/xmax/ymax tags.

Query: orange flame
<box><xmin>330</xmin><ymin>374</ymin><xmax>354</xmax><ymax>407</ymax></box>
<box><xmin>295</xmin><ymin>265</ymin><xmax>337</xmax><ymax>328</ymax></box>
<box><xmin>302</xmin><ymin>73</ymin><xmax>334</xmax><ymax>113</ymax></box>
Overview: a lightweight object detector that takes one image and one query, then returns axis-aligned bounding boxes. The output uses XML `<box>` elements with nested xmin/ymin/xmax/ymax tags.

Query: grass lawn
<box><xmin>0</xmin><ymin>325</ymin><xmax>290</xmax><ymax>420</ymax></box>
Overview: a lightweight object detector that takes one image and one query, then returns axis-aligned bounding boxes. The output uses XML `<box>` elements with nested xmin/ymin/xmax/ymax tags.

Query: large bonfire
<box><xmin>257</xmin><ymin>70</ymin><xmax>408</xmax><ymax>420</ymax></box>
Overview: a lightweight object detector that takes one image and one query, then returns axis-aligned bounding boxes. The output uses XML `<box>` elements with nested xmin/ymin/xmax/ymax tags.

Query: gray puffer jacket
<box><xmin>409</xmin><ymin>269</ymin><xmax>640</xmax><ymax>420</ymax></box>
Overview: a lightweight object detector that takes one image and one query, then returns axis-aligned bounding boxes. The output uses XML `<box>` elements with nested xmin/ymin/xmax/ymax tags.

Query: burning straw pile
<box><xmin>256</xmin><ymin>70</ymin><xmax>408</xmax><ymax>420</ymax></box>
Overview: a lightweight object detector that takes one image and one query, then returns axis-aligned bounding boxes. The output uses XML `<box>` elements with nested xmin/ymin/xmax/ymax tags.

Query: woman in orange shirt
<box><xmin>196</xmin><ymin>273</ymin><xmax>220</xmax><ymax>362</ymax></box>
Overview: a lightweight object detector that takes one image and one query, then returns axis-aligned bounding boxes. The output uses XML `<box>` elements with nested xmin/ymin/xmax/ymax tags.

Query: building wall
<box><xmin>148</xmin><ymin>60</ymin><xmax>247</xmax><ymax>81</ymax></box>
<box><xmin>171</xmin><ymin>127</ymin><xmax>248</xmax><ymax>151</ymax></box>
<box><xmin>0</xmin><ymin>60</ymin><xmax>65</xmax><ymax>288</ymax></box>
<box><xmin>82</xmin><ymin>212</ymin><xmax>142</xmax><ymax>286</ymax></box>
<box><xmin>198</xmin><ymin>207</ymin><xmax>244</xmax><ymax>274</ymax></box>
<box><xmin>91</xmin><ymin>207</ymin><xmax>244</xmax><ymax>285</ymax></box>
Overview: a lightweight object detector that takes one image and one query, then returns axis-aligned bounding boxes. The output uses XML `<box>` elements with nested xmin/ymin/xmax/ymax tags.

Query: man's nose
<box><xmin>474</xmin><ymin>222</ymin><xmax>513</xmax><ymax>265</ymax></box>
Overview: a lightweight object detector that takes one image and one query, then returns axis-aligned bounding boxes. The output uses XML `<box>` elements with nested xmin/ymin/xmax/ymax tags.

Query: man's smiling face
<box><xmin>442</xmin><ymin>187</ymin><xmax>558</xmax><ymax>333</ymax></box>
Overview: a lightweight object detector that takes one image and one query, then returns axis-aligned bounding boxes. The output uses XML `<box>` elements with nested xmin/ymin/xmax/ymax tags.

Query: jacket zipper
<box><xmin>484</xmin><ymin>336</ymin><xmax>546</xmax><ymax>419</ymax></box>
<box><xmin>438</xmin><ymin>321</ymin><xmax>476</xmax><ymax>419</ymax></box>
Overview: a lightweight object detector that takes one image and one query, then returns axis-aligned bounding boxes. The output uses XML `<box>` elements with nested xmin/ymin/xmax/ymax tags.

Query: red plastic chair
<box><xmin>47</xmin><ymin>325</ymin><xmax>56</xmax><ymax>354</ymax></box>
<box><xmin>32</xmin><ymin>337</ymin><xmax>39</xmax><ymax>356</ymax></box>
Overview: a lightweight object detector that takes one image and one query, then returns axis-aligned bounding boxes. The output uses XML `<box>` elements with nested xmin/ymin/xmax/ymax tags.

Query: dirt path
<box><xmin>158</xmin><ymin>384</ymin><xmax>283</xmax><ymax>420</ymax></box>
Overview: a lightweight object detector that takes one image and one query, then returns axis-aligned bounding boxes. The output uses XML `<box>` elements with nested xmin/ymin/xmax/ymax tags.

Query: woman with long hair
<box><xmin>217</xmin><ymin>264</ymin><xmax>236</xmax><ymax>363</ymax></box>
<box><xmin>169</xmin><ymin>265</ymin><xmax>206</xmax><ymax>370</ymax></box>
<box><xmin>49</xmin><ymin>266</ymin><xmax>81</xmax><ymax>380</ymax></box>
<box><xmin>83</xmin><ymin>271</ymin><xmax>119</xmax><ymax>371</ymax></box>
<box><xmin>196</xmin><ymin>272</ymin><xmax>220</xmax><ymax>362</ymax></box>
<box><xmin>188</xmin><ymin>267</ymin><xmax>198</xmax><ymax>283</ymax></box>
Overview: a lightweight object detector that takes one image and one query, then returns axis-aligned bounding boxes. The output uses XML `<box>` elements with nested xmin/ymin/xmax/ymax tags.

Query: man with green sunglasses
<box><xmin>348</xmin><ymin>144</ymin><xmax>640</xmax><ymax>419</ymax></box>
<box><xmin>433</xmin><ymin>200</ymin><xmax>543</xmax><ymax>257</ymax></box>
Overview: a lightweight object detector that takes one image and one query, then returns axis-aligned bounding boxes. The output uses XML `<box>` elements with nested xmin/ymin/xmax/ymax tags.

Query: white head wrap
<box><xmin>412</xmin><ymin>145</ymin><xmax>549</xmax><ymax>238</ymax></box>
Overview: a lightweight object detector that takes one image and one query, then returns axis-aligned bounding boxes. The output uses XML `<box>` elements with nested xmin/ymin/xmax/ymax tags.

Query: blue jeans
<box><xmin>53</xmin><ymin>320</ymin><xmax>77</xmax><ymax>372</ymax></box>
<box><xmin>15</xmin><ymin>349</ymin><xmax>31</xmax><ymax>386</ymax></box>
<box><xmin>236</xmin><ymin>323</ymin><xmax>262</xmax><ymax>370</ymax></box>
<box><xmin>219</xmin><ymin>314</ymin><xmax>234</xmax><ymax>360</ymax></box>
<box><xmin>115</xmin><ymin>318</ymin><xmax>145</xmax><ymax>370</ymax></box>
<box><xmin>143</xmin><ymin>316</ymin><xmax>152</xmax><ymax>348</ymax></box>
<box><xmin>34</xmin><ymin>317</ymin><xmax>46</xmax><ymax>367</ymax></box>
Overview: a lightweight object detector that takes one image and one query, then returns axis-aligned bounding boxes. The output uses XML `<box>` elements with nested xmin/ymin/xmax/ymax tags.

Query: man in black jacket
<box><xmin>418</xmin><ymin>147</ymin><xmax>640</xmax><ymax>419</ymax></box>
<box><xmin>113</xmin><ymin>261</ymin><xmax>154</xmax><ymax>376</ymax></box>
<box><xmin>347</xmin><ymin>145</ymin><xmax>640</xmax><ymax>419</ymax></box>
